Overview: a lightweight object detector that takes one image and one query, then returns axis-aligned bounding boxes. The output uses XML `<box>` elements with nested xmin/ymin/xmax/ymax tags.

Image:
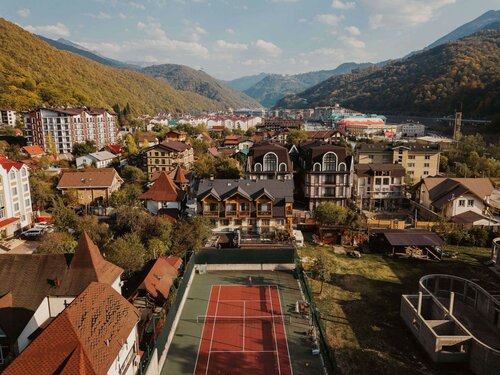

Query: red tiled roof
<box><xmin>22</xmin><ymin>145</ymin><xmax>45</xmax><ymax>157</ymax></box>
<box><xmin>138</xmin><ymin>256</ymin><xmax>181</xmax><ymax>299</ymax></box>
<box><xmin>105</xmin><ymin>144</ymin><xmax>124</xmax><ymax>155</ymax></box>
<box><xmin>0</xmin><ymin>217</ymin><xmax>20</xmax><ymax>229</ymax></box>
<box><xmin>0</xmin><ymin>155</ymin><xmax>25</xmax><ymax>172</ymax></box>
<box><xmin>4</xmin><ymin>282</ymin><xmax>139</xmax><ymax>375</ymax></box>
<box><xmin>168</xmin><ymin>165</ymin><xmax>189</xmax><ymax>184</ymax></box>
<box><xmin>139</xmin><ymin>172</ymin><xmax>184</xmax><ymax>202</ymax></box>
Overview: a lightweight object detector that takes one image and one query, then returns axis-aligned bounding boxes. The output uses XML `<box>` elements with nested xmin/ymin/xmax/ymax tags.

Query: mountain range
<box><xmin>0</xmin><ymin>18</ymin><xmax>220</xmax><ymax>113</ymax></box>
<box><xmin>141</xmin><ymin>64</ymin><xmax>261</xmax><ymax>109</ymax></box>
<box><xmin>275</xmin><ymin>29</ymin><xmax>500</xmax><ymax>117</ymax></box>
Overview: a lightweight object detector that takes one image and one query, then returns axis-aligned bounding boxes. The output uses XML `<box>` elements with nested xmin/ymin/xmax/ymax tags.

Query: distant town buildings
<box><xmin>76</xmin><ymin>150</ymin><xmax>117</xmax><ymax>169</ymax></box>
<box><xmin>25</xmin><ymin>107</ymin><xmax>118</xmax><ymax>154</ymax></box>
<box><xmin>257</xmin><ymin>118</ymin><xmax>302</xmax><ymax>132</ymax></box>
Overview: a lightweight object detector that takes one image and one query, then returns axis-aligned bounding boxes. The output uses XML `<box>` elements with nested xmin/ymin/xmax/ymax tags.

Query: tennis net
<box><xmin>196</xmin><ymin>314</ymin><xmax>292</xmax><ymax>324</ymax></box>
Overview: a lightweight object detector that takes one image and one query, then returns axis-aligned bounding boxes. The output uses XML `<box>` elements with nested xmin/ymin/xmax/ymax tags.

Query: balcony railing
<box><xmin>239</xmin><ymin>210</ymin><xmax>250</xmax><ymax>217</ymax></box>
<box><xmin>225</xmin><ymin>210</ymin><xmax>237</xmax><ymax>217</ymax></box>
<box><xmin>257</xmin><ymin>210</ymin><xmax>272</xmax><ymax>216</ymax></box>
<box><xmin>203</xmin><ymin>210</ymin><xmax>219</xmax><ymax>217</ymax></box>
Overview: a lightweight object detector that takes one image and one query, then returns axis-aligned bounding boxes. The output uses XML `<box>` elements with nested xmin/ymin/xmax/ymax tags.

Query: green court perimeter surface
<box><xmin>161</xmin><ymin>270</ymin><xmax>325</xmax><ymax>375</ymax></box>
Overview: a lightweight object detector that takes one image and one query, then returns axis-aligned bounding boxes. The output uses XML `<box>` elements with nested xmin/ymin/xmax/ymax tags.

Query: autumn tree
<box><xmin>314</xmin><ymin>202</ymin><xmax>347</xmax><ymax>226</ymax></box>
<box><xmin>37</xmin><ymin>231</ymin><xmax>77</xmax><ymax>254</ymax></box>
<box><xmin>287</xmin><ymin>129</ymin><xmax>309</xmax><ymax>145</ymax></box>
<box><xmin>105</xmin><ymin>233</ymin><xmax>145</xmax><ymax>274</ymax></box>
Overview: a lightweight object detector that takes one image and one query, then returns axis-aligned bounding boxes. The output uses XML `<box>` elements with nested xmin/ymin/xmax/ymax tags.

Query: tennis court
<box><xmin>161</xmin><ymin>270</ymin><xmax>324</xmax><ymax>375</ymax></box>
<box><xmin>194</xmin><ymin>285</ymin><xmax>292</xmax><ymax>375</ymax></box>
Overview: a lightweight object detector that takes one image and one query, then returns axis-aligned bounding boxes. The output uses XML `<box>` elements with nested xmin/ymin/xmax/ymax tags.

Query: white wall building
<box><xmin>0</xmin><ymin>156</ymin><xmax>32</xmax><ymax>234</ymax></box>
<box><xmin>0</xmin><ymin>108</ymin><xmax>17</xmax><ymax>127</ymax></box>
<box><xmin>76</xmin><ymin>151</ymin><xmax>117</xmax><ymax>169</ymax></box>
<box><xmin>400</xmin><ymin>123</ymin><xmax>425</xmax><ymax>137</ymax></box>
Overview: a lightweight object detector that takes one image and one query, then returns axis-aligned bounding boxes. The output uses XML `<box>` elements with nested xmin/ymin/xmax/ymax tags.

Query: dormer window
<box><xmin>323</xmin><ymin>152</ymin><xmax>337</xmax><ymax>171</ymax></box>
<box><xmin>263</xmin><ymin>153</ymin><xmax>277</xmax><ymax>172</ymax></box>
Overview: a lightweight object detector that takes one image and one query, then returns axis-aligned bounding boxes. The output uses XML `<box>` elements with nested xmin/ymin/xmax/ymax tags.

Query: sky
<box><xmin>0</xmin><ymin>0</ymin><xmax>498</xmax><ymax>80</ymax></box>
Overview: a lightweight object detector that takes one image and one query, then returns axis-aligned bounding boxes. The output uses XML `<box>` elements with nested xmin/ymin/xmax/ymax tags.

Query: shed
<box><xmin>370</xmin><ymin>229</ymin><xmax>444</xmax><ymax>259</ymax></box>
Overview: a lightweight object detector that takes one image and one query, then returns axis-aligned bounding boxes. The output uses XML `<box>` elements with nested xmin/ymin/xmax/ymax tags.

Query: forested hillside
<box><xmin>276</xmin><ymin>30</ymin><xmax>500</xmax><ymax>117</ymax></box>
<box><xmin>0</xmin><ymin>18</ymin><xmax>220</xmax><ymax>113</ymax></box>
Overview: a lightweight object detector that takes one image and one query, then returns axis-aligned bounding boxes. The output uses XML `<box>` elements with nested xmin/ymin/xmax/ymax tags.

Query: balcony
<box><xmin>238</xmin><ymin>210</ymin><xmax>251</xmax><ymax>217</ymax></box>
<box><xmin>225</xmin><ymin>210</ymin><xmax>237</xmax><ymax>217</ymax></box>
<box><xmin>257</xmin><ymin>210</ymin><xmax>272</xmax><ymax>217</ymax></box>
<box><xmin>203</xmin><ymin>210</ymin><xmax>219</xmax><ymax>217</ymax></box>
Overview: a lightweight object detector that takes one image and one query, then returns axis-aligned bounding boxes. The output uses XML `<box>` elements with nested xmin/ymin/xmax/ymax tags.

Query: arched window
<box><xmin>323</xmin><ymin>152</ymin><xmax>337</xmax><ymax>171</ymax></box>
<box><xmin>254</xmin><ymin>163</ymin><xmax>262</xmax><ymax>172</ymax></box>
<box><xmin>313</xmin><ymin>163</ymin><xmax>321</xmax><ymax>172</ymax></box>
<box><xmin>279</xmin><ymin>163</ymin><xmax>287</xmax><ymax>172</ymax></box>
<box><xmin>263</xmin><ymin>153</ymin><xmax>278</xmax><ymax>172</ymax></box>
<box><xmin>338</xmin><ymin>162</ymin><xmax>346</xmax><ymax>172</ymax></box>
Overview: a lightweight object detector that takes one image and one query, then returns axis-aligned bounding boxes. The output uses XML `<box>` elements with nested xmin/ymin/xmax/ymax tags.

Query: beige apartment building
<box><xmin>358</xmin><ymin>143</ymin><xmax>440</xmax><ymax>182</ymax></box>
<box><xmin>145</xmin><ymin>140</ymin><xmax>194</xmax><ymax>178</ymax></box>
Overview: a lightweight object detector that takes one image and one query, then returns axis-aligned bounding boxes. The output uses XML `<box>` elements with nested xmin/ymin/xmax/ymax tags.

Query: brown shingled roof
<box><xmin>4</xmin><ymin>282</ymin><xmax>139</xmax><ymax>375</ymax></box>
<box><xmin>139</xmin><ymin>172</ymin><xmax>184</xmax><ymax>202</ymax></box>
<box><xmin>57</xmin><ymin>168</ymin><xmax>123</xmax><ymax>189</ymax></box>
<box><xmin>168</xmin><ymin>165</ymin><xmax>189</xmax><ymax>184</ymax></box>
<box><xmin>138</xmin><ymin>256</ymin><xmax>181</xmax><ymax>300</ymax></box>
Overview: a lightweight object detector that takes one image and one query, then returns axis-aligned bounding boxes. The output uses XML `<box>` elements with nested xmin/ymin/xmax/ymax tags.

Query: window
<box><xmin>254</xmin><ymin>163</ymin><xmax>262</xmax><ymax>172</ymax></box>
<box><xmin>383</xmin><ymin>178</ymin><xmax>390</xmax><ymax>185</ymax></box>
<box><xmin>9</xmin><ymin>171</ymin><xmax>15</xmax><ymax>180</ymax></box>
<box><xmin>423</xmin><ymin>171</ymin><xmax>429</xmax><ymax>175</ymax></box>
<box><xmin>12</xmin><ymin>187</ymin><xmax>17</xmax><ymax>196</ymax></box>
<box><xmin>261</xmin><ymin>219</ymin><xmax>270</xmax><ymax>226</ymax></box>
<box><xmin>279</xmin><ymin>163</ymin><xmax>287</xmax><ymax>172</ymax></box>
<box><xmin>240</xmin><ymin>202</ymin><xmax>249</xmax><ymax>211</ymax></box>
<box><xmin>408</xmin><ymin>155</ymin><xmax>415</xmax><ymax>160</ymax></box>
<box><xmin>408</xmin><ymin>163</ymin><xmax>415</xmax><ymax>168</ymax></box>
<box><xmin>21</xmin><ymin>169</ymin><xmax>27</xmax><ymax>177</ymax></box>
<box><xmin>263</xmin><ymin>153</ymin><xmax>277</xmax><ymax>171</ymax></box>
<box><xmin>323</xmin><ymin>152</ymin><xmax>337</xmax><ymax>171</ymax></box>
<box><xmin>276</xmin><ymin>219</ymin><xmax>284</xmax><ymax>226</ymax></box>
<box><xmin>424</xmin><ymin>163</ymin><xmax>430</xmax><ymax>168</ymax></box>
<box><xmin>313</xmin><ymin>163</ymin><xmax>321</xmax><ymax>172</ymax></box>
<box><xmin>14</xmin><ymin>203</ymin><xmax>19</xmax><ymax>212</ymax></box>
<box><xmin>458</xmin><ymin>200</ymin><xmax>465</xmax><ymax>207</ymax></box>
<box><xmin>25</xmin><ymin>198</ymin><xmax>30</xmax><ymax>207</ymax></box>
<box><xmin>425</xmin><ymin>155</ymin><xmax>431</xmax><ymax>160</ymax></box>
<box><xmin>23</xmin><ymin>183</ymin><xmax>29</xmax><ymax>192</ymax></box>
<box><xmin>467</xmin><ymin>199</ymin><xmax>474</xmax><ymax>207</ymax></box>
<box><xmin>338</xmin><ymin>163</ymin><xmax>346</xmax><ymax>172</ymax></box>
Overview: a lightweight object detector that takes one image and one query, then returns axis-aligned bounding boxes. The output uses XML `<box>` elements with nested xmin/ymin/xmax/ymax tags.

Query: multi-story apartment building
<box><xmin>400</xmin><ymin>123</ymin><xmax>425</xmax><ymax>138</ymax></box>
<box><xmin>145</xmin><ymin>140</ymin><xmax>194</xmax><ymax>178</ymax></box>
<box><xmin>298</xmin><ymin>142</ymin><xmax>354</xmax><ymax>210</ymax></box>
<box><xmin>0</xmin><ymin>108</ymin><xmax>17</xmax><ymax>127</ymax></box>
<box><xmin>357</xmin><ymin>143</ymin><xmax>440</xmax><ymax>182</ymax></box>
<box><xmin>196</xmin><ymin>179</ymin><xmax>294</xmax><ymax>234</ymax></box>
<box><xmin>256</xmin><ymin>118</ymin><xmax>303</xmax><ymax>132</ymax></box>
<box><xmin>0</xmin><ymin>155</ymin><xmax>32</xmax><ymax>237</ymax></box>
<box><xmin>247</xmin><ymin>142</ymin><xmax>293</xmax><ymax>181</ymax></box>
<box><xmin>25</xmin><ymin>107</ymin><xmax>117</xmax><ymax>154</ymax></box>
<box><xmin>355</xmin><ymin>164</ymin><xmax>406</xmax><ymax>210</ymax></box>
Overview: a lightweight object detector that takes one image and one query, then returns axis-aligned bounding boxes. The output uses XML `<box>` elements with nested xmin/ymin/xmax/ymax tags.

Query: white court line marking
<box><xmin>193</xmin><ymin>285</ymin><xmax>214</xmax><ymax>375</ymax></box>
<box><xmin>243</xmin><ymin>300</ymin><xmax>246</xmax><ymax>352</ymax></box>
<box><xmin>275</xmin><ymin>285</ymin><xmax>294</xmax><ymax>375</ymax></box>
<box><xmin>210</xmin><ymin>350</ymin><xmax>277</xmax><ymax>353</ymax></box>
<box><xmin>205</xmin><ymin>285</ymin><xmax>221</xmax><ymax>375</ymax></box>
<box><xmin>269</xmin><ymin>286</ymin><xmax>282</xmax><ymax>375</ymax></box>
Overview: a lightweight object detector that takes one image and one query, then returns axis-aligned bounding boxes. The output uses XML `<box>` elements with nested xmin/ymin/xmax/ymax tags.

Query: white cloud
<box><xmin>331</xmin><ymin>1</ymin><xmax>355</xmax><ymax>10</ymax></box>
<box><xmin>215</xmin><ymin>40</ymin><xmax>248</xmax><ymax>51</ymax></box>
<box><xmin>316</xmin><ymin>14</ymin><xmax>344</xmax><ymax>26</ymax></box>
<box><xmin>339</xmin><ymin>36</ymin><xmax>365</xmax><ymax>49</ymax></box>
<box><xmin>78</xmin><ymin>41</ymin><xmax>122</xmax><ymax>53</ymax></box>
<box><xmin>363</xmin><ymin>0</ymin><xmax>455</xmax><ymax>27</ymax></box>
<box><xmin>23</xmin><ymin>22</ymin><xmax>70</xmax><ymax>38</ymax></box>
<box><xmin>270</xmin><ymin>0</ymin><xmax>301</xmax><ymax>2</ymax></box>
<box><xmin>86</xmin><ymin>11</ymin><xmax>112</xmax><ymax>20</ymax></box>
<box><xmin>345</xmin><ymin>25</ymin><xmax>360</xmax><ymax>36</ymax></box>
<box><xmin>369</xmin><ymin>14</ymin><xmax>383</xmax><ymax>29</ymax></box>
<box><xmin>253</xmin><ymin>39</ymin><xmax>282</xmax><ymax>56</ymax></box>
<box><xmin>242</xmin><ymin>59</ymin><xmax>267</xmax><ymax>66</ymax></box>
<box><xmin>129</xmin><ymin>1</ymin><xmax>146</xmax><ymax>10</ymax></box>
<box><xmin>225</xmin><ymin>28</ymin><xmax>236</xmax><ymax>35</ymax></box>
<box><xmin>17</xmin><ymin>8</ymin><xmax>31</xmax><ymax>18</ymax></box>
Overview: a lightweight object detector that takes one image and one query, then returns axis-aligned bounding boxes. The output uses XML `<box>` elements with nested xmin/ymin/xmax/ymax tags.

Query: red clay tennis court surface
<box><xmin>194</xmin><ymin>285</ymin><xmax>293</xmax><ymax>375</ymax></box>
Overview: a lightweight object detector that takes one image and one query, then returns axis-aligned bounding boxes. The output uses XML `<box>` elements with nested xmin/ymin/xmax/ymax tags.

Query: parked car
<box><xmin>21</xmin><ymin>227</ymin><xmax>46</xmax><ymax>239</ymax></box>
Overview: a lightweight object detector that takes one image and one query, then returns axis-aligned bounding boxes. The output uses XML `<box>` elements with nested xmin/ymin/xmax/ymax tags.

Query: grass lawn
<box><xmin>299</xmin><ymin>243</ymin><xmax>499</xmax><ymax>375</ymax></box>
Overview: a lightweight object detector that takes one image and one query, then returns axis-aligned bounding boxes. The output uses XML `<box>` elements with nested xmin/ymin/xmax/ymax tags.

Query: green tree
<box><xmin>29</xmin><ymin>173</ymin><xmax>55</xmax><ymax>210</ymax></box>
<box><xmin>52</xmin><ymin>197</ymin><xmax>78</xmax><ymax>231</ymax></box>
<box><xmin>287</xmin><ymin>129</ymin><xmax>309</xmax><ymax>145</ymax></box>
<box><xmin>109</xmin><ymin>184</ymin><xmax>143</xmax><ymax>207</ymax></box>
<box><xmin>314</xmin><ymin>202</ymin><xmax>347</xmax><ymax>226</ymax></box>
<box><xmin>76</xmin><ymin>215</ymin><xmax>112</xmax><ymax>248</ymax></box>
<box><xmin>193</xmin><ymin>155</ymin><xmax>216</xmax><ymax>178</ymax></box>
<box><xmin>171</xmin><ymin>217</ymin><xmax>213</xmax><ymax>255</ymax></box>
<box><xmin>46</xmin><ymin>133</ymin><xmax>57</xmax><ymax>156</ymax></box>
<box><xmin>125</xmin><ymin>134</ymin><xmax>138</xmax><ymax>155</ymax></box>
<box><xmin>146</xmin><ymin>237</ymin><xmax>167</xmax><ymax>260</ymax></box>
<box><xmin>312</xmin><ymin>254</ymin><xmax>331</xmax><ymax>295</ymax></box>
<box><xmin>112</xmin><ymin>206</ymin><xmax>151</xmax><ymax>235</ymax></box>
<box><xmin>215</xmin><ymin>157</ymin><xmax>241</xmax><ymax>179</ymax></box>
<box><xmin>37</xmin><ymin>231</ymin><xmax>77</xmax><ymax>254</ymax></box>
<box><xmin>121</xmin><ymin>165</ymin><xmax>145</xmax><ymax>184</ymax></box>
<box><xmin>72</xmin><ymin>140</ymin><xmax>97</xmax><ymax>158</ymax></box>
<box><xmin>106</xmin><ymin>233</ymin><xmax>145</xmax><ymax>274</ymax></box>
